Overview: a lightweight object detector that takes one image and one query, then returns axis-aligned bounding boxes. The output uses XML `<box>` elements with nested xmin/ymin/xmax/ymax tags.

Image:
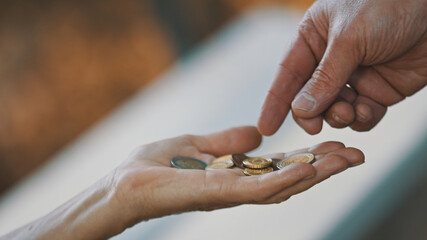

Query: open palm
<box><xmin>112</xmin><ymin>126</ymin><xmax>364</xmax><ymax>227</ymax></box>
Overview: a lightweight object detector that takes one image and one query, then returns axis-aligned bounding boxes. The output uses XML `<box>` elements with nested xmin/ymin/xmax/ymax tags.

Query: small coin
<box><xmin>206</xmin><ymin>161</ymin><xmax>234</xmax><ymax>170</ymax></box>
<box><xmin>171</xmin><ymin>156</ymin><xmax>207</xmax><ymax>170</ymax></box>
<box><xmin>276</xmin><ymin>153</ymin><xmax>315</xmax><ymax>169</ymax></box>
<box><xmin>243</xmin><ymin>157</ymin><xmax>272</xmax><ymax>169</ymax></box>
<box><xmin>231</xmin><ymin>154</ymin><xmax>248</xmax><ymax>169</ymax></box>
<box><xmin>243</xmin><ymin>167</ymin><xmax>274</xmax><ymax>176</ymax></box>
<box><xmin>212</xmin><ymin>155</ymin><xmax>234</xmax><ymax>164</ymax></box>
<box><xmin>271</xmin><ymin>158</ymin><xmax>281</xmax><ymax>171</ymax></box>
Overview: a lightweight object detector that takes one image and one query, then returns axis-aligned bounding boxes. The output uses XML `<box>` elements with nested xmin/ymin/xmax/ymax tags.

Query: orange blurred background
<box><xmin>0</xmin><ymin>0</ymin><xmax>313</xmax><ymax>195</ymax></box>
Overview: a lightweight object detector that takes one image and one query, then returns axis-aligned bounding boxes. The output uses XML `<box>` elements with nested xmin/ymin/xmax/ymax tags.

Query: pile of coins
<box><xmin>242</xmin><ymin>157</ymin><xmax>273</xmax><ymax>176</ymax></box>
<box><xmin>171</xmin><ymin>152</ymin><xmax>315</xmax><ymax>176</ymax></box>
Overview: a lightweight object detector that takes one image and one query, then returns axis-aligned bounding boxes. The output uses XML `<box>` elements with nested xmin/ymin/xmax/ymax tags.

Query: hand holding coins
<box><xmin>11</xmin><ymin>127</ymin><xmax>364</xmax><ymax>240</ymax></box>
<box><xmin>51</xmin><ymin>126</ymin><xmax>362</xmax><ymax>240</ymax></box>
<box><xmin>113</xmin><ymin>126</ymin><xmax>363</xmax><ymax>227</ymax></box>
<box><xmin>171</xmin><ymin>153</ymin><xmax>316</xmax><ymax>176</ymax></box>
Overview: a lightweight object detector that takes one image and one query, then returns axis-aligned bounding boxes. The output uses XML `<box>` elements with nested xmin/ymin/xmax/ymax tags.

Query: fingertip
<box><xmin>249</xmin><ymin>127</ymin><xmax>263</xmax><ymax>148</ymax></box>
<box><xmin>257</xmin><ymin>120</ymin><xmax>277</xmax><ymax>136</ymax></box>
<box><xmin>313</xmin><ymin>154</ymin><xmax>349</xmax><ymax>174</ymax></box>
<box><xmin>325</xmin><ymin>101</ymin><xmax>355</xmax><ymax>128</ymax></box>
<box><xmin>309</xmin><ymin>141</ymin><xmax>345</xmax><ymax>154</ymax></box>
<box><xmin>345</xmin><ymin>147</ymin><xmax>365</xmax><ymax>166</ymax></box>
<box><xmin>237</xmin><ymin>125</ymin><xmax>261</xmax><ymax>136</ymax></box>
<box><xmin>355</xmin><ymin>103</ymin><xmax>373</xmax><ymax>123</ymax></box>
<box><xmin>293</xmin><ymin>113</ymin><xmax>323</xmax><ymax>135</ymax></box>
<box><xmin>231</xmin><ymin>126</ymin><xmax>263</xmax><ymax>150</ymax></box>
<box><xmin>350</xmin><ymin>96</ymin><xmax>387</xmax><ymax>132</ymax></box>
<box><xmin>198</xmin><ymin>126</ymin><xmax>263</xmax><ymax>156</ymax></box>
<box><xmin>258</xmin><ymin>91</ymin><xmax>290</xmax><ymax>136</ymax></box>
<box><xmin>316</xmin><ymin>146</ymin><xmax>364</xmax><ymax>168</ymax></box>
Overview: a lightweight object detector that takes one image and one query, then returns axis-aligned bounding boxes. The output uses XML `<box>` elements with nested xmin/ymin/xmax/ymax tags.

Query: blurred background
<box><xmin>0</xmin><ymin>0</ymin><xmax>312</xmax><ymax>194</ymax></box>
<box><xmin>1</xmin><ymin>1</ymin><xmax>427</xmax><ymax>240</ymax></box>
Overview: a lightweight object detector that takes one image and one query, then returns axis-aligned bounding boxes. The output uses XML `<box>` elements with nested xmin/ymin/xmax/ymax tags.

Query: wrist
<box><xmin>61</xmin><ymin>172</ymin><xmax>128</xmax><ymax>239</ymax></box>
<box><xmin>1</xmin><ymin>173</ymin><xmax>128</xmax><ymax>240</ymax></box>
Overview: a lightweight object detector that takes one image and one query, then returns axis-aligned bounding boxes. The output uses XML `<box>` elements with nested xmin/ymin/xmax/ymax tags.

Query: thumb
<box><xmin>291</xmin><ymin>41</ymin><xmax>359</xmax><ymax>118</ymax></box>
<box><xmin>193</xmin><ymin>126</ymin><xmax>262</xmax><ymax>156</ymax></box>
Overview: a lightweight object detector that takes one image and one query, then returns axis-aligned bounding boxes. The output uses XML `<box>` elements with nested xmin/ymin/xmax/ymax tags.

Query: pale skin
<box><xmin>3</xmin><ymin>0</ymin><xmax>425</xmax><ymax>238</ymax></box>
<box><xmin>258</xmin><ymin>0</ymin><xmax>427</xmax><ymax>135</ymax></box>
<box><xmin>1</xmin><ymin>126</ymin><xmax>364</xmax><ymax>240</ymax></box>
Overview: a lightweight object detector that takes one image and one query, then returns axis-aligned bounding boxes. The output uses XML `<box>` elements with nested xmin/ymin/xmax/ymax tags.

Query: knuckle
<box><xmin>278</xmin><ymin>64</ymin><xmax>305</xmax><ymax>85</ymax></box>
<box><xmin>298</xmin><ymin>19</ymin><xmax>317</xmax><ymax>40</ymax></box>
<box><xmin>309</xmin><ymin>68</ymin><xmax>341</xmax><ymax>92</ymax></box>
<box><xmin>267</xmin><ymin>88</ymin><xmax>293</xmax><ymax>107</ymax></box>
<box><xmin>333</xmin><ymin>31</ymin><xmax>359</xmax><ymax>44</ymax></box>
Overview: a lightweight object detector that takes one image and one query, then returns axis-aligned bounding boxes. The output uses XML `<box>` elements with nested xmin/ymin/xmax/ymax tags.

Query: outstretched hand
<box><xmin>258</xmin><ymin>0</ymin><xmax>427</xmax><ymax>135</ymax></box>
<box><xmin>113</xmin><ymin>126</ymin><xmax>364</xmax><ymax>231</ymax></box>
<box><xmin>2</xmin><ymin>126</ymin><xmax>364</xmax><ymax>240</ymax></box>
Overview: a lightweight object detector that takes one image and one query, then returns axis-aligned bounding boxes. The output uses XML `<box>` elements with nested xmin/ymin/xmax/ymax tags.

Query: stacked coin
<box><xmin>242</xmin><ymin>157</ymin><xmax>274</xmax><ymax>176</ymax></box>
<box><xmin>276</xmin><ymin>153</ymin><xmax>315</xmax><ymax>170</ymax></box>
<box><xmin>205</xmin><ymin>154</ymin><xmax>235</xmax><ymax>170</ymax></box>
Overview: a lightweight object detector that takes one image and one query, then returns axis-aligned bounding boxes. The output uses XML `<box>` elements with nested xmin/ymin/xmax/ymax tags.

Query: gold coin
<box><xmin>243</xmin><ymin>157</ymin><xmax>272</xmax><ymax>169</ymax></box>
<box><xmin>212</xmin><ymin>155</ymin><xmax>234</xmax><ymax>164</ymax></box>
<box><xmin>243</xmin><ymin>167</ymin><xmax>274</xmax><ymax>176</ymax></box>
<box><xmin>205</xmin><ymin>161</ymin><xmax>234</xmax><ymax>170</ymax></box>
<box><xmin>276</xmin><ymin>153</ymin><xmax>315</xmax><ymax>169</ymax></box>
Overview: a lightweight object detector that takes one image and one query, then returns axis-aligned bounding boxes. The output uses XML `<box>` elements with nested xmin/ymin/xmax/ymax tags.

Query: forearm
<box><xmin>1</xmin><ymin>174</ymin><xmax>125</xmax><ymax>240</ymax></box>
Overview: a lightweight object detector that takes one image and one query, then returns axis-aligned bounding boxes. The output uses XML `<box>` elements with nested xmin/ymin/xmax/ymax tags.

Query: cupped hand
<box><xmin>258</xmin><ymin>0</ymin><xmax>427</xmax><ymax>135</ymax></box>
<box><xmin>111</xmin><ymin>126</ymin><xmax>364</xmax><ymax>230</ymax></box>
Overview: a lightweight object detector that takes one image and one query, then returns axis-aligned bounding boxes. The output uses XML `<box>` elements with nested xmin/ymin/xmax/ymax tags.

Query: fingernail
<box><xmin>293</xmin><ymin>92</ymin><xmax>316</xmax><ymax>112</ymax></box>
<box><xmin>332</xmin><ymin>113</ymin><xmax>347</xmax><ymax>124</ymax></box>
<box><xmin>356</xmin><ymin>111</ymin><xmax>368</xmax><ymax>123</ymax></box>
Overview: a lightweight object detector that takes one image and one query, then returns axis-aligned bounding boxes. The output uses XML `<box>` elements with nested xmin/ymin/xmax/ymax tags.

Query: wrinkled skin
<box><xmin>259</xmin><ymin>0</ymin><xmax>427</xmax><ymax>135</ymax></box>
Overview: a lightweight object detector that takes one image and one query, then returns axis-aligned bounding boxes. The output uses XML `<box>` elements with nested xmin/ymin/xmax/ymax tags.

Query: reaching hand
<box><xmin>258</xmin><ymin>0</ymin><xmax>427</xmax><ymax>135</ymax></box>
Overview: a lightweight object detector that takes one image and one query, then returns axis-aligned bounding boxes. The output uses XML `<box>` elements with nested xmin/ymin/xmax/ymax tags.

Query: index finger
<box><xmin>258</xmin><ymin>32</ymin><xmax>317</xmax><ymax>136</ymax></box>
